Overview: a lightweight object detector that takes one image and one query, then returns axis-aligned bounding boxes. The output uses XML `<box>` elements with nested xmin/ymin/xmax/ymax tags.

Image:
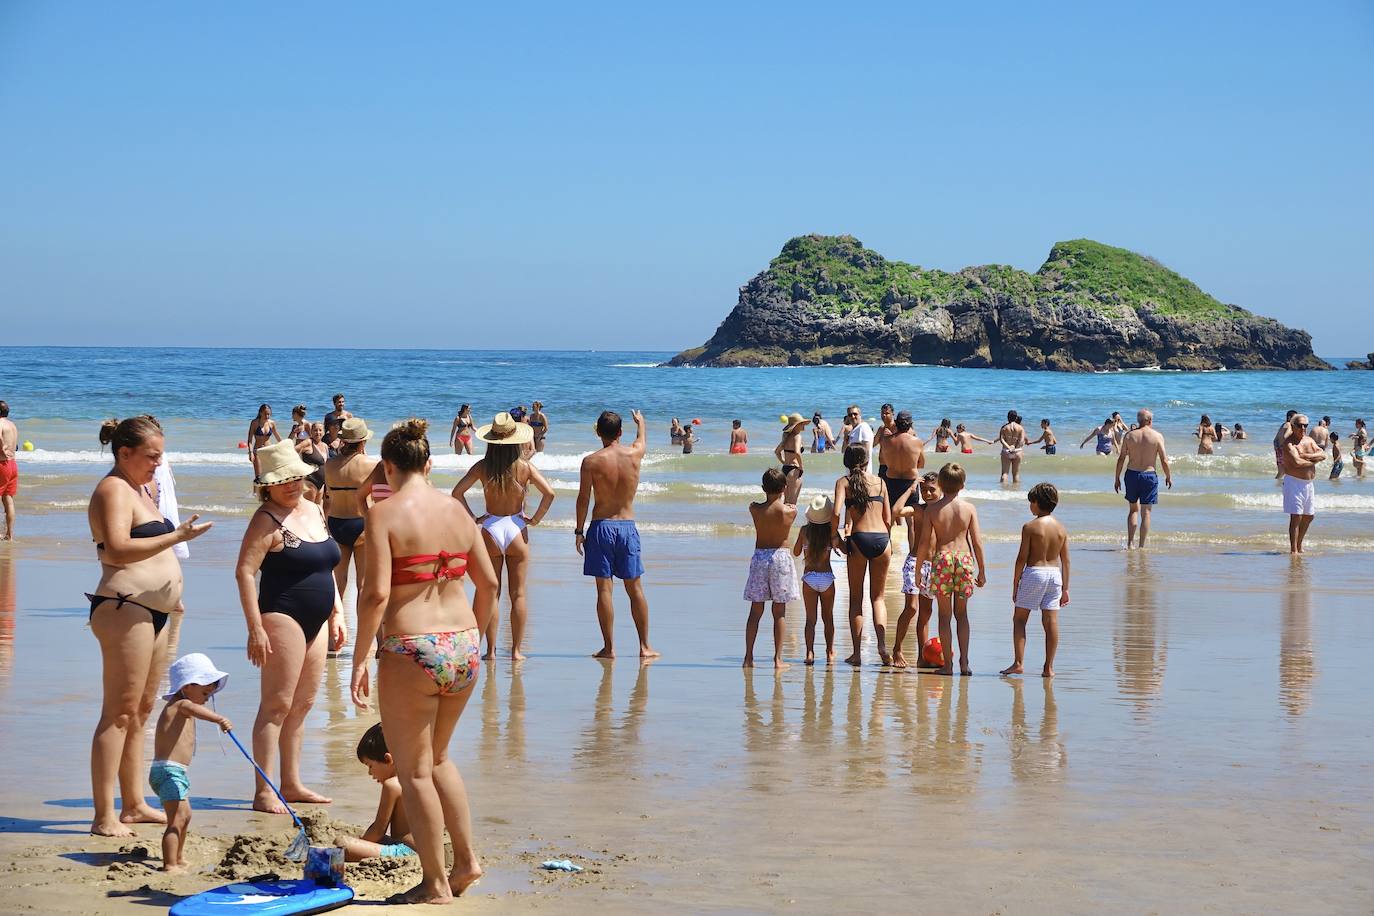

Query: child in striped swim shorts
<box><xmin>1001</xmin><ymin>483</ymin><xmax>1071</xmax><ymax>679</ymax></box>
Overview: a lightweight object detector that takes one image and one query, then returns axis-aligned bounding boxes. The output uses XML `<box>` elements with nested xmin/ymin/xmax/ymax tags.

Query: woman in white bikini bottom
<box><xmin>481</xmin><ymin>514</ymin><xmax>527</xmax><ymax>554</ymax></box>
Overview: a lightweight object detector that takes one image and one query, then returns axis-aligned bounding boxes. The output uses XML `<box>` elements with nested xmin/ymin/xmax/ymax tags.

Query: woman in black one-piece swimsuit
<box><xmin>235</xmin><ymin>439</ymin><xmax>343</xmax><ymax>814</ymax></box>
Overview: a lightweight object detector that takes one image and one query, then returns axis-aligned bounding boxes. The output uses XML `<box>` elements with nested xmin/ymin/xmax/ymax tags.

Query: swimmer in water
<box><xmin>1195</xmin><ymin>414</ymin><xmax>1217</xmax><ymax>455</ymax></box>
<box><xmin>1028</xmin><ymin>418</ymin><xmax>1057</xmax><ymax>455</ymax></box>
<box><xmin>953</xmin><ymin>424</ymin><xmax>991</xmax><ymax>455</ymax></box>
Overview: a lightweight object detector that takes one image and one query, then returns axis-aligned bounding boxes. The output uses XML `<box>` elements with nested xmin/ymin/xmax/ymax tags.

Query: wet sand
<box><xmin>1</xmin><ymin>525</ymin><xmax>1372</xmax><ymax>912</ymax></box>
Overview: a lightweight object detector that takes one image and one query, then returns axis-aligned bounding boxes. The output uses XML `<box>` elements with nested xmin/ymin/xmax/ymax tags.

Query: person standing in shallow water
<box><xmin>1114</xmin><ymin>409</ymin><xmax>1172</xmax><ymax>548</ymax></box>
<box><xmin>1282</xmin><ymin>414</ymin><xmax>1325</xmax><ymax>554</ymax></box>
<box><xmin>0</xmin><ymin>399</ymin><xmax>18</xmax><ymax>540</ymax></box>
<box><xmin>576</xmin><ymin>410</ymin><xmax>659</xmax><ymax>659</ymax></box>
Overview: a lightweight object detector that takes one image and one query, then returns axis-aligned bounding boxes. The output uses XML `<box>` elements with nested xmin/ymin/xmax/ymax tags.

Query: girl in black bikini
<box><xmin>235</xmin><ymin>439</ymin><xmax>344</xmax><ymax>814</ymax></box>
<box><xmin>247</xmin><ymin>404</ymin><xmax>279</xmax><ymax>479</ymax></box>
<box><xmin>833</xmin><ymin>444</ymin><xmax>893</xmax><ymax>666</ymax></box>
<box><xmin>88</xmin><ymin>416</ymin><xmax>211</xmax><ymax>837</ymax></box>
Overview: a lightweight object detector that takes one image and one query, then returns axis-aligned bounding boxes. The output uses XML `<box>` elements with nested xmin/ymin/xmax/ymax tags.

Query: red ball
<box><xmin>237</xmin><ymin>441</ymin><xmax>248</xmax><ymax>449</ymax></box>
<box><xmin>691</xmin><ymin>418</ymin><xmax>702</xmax><ymax>425</ymax></box>
<box><xmin>922</xmin><ymin>636</ymin><xmax>943</xmax><ymax>666</ymax></box>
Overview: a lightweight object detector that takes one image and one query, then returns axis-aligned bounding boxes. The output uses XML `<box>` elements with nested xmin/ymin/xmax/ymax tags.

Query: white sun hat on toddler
<box><xmin>163</xmin><ymin>652</ymin><xmax>230</xmax><ymax>700</ymax></box>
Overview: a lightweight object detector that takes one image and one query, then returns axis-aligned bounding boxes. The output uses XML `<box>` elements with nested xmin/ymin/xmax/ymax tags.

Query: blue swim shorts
<box><xmin>149</xmin><ymin>760</ymin><xmax>190</xmax><ymax>803</ymax></box>
<box><xmin>1123</xmin><ymin>468</ymin><xmax>1159</xmax><ymax>505</ymax></box>
<box><xmin>379</xmin><ymin>843</ymin><xmax>415</xmax><ymax>857</ymax></box>
<box><xmin>582</xmin><ymin>519</ymin><xmax>644</xmax><ymax>580</ymax></box>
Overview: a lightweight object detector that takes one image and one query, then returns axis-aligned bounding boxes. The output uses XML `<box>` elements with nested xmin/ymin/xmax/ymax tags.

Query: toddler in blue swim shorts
<box><xmin>334</xmin><ymin>723</ymin><xmax>417</xmax><ymax>861</ymax></box>
<box><xmin>151</xmin><ymin>653</ymin><xmax>231</xmax><ymax>871</ymax></box>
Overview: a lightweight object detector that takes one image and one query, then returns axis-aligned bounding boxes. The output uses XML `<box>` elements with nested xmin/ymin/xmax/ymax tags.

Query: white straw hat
<box><xmin>163</xmin><ymin>652</ymin><xmax>229</xmax><ymax>700</ymax></box>
<box><xmin>254</xmin><ymin>439</ymin><xmax>314</xmax><ymax>486</ymax></box>
<box><xmin>806</xmin><ymin>494</ymin><xmax>835</xmax><ymax>525</ymax></box>
<box><xmin>338</xmin><ymin>417</ymin><xmax>373</xmax><ymax>443</ymax></box>
<box><xmin>476</xmin><ymin>412</ymin><xmax>534</xmax><ymax>446</ymax></box>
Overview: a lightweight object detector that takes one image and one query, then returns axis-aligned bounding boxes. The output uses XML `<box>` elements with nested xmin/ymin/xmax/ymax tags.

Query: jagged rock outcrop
<box><xmin>1346</xmin><ymin>353</ymin><xmax>1374</xmax><ymax>370</ymax></box>
<box><xmin>668</xmin><ymin>236</ymin><xmax>1330</xmax><ymax>371</ymax></box>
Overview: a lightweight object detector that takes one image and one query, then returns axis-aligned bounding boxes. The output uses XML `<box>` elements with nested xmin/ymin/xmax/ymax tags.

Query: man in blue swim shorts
<box><xmin>1114</xmin><ymin>408</ymin><xmax>1173</xmax><ymax>548</ymax></box>
<box><xmin>576</xmin><ymin>409</ymin><xmax>659</xmax><ymax>659</ymax></box>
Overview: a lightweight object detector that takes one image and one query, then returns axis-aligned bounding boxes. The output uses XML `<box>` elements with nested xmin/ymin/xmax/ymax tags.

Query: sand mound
<box><xmin>297</xmin><ymin>811</ymin><xmax>362</xmax><ymax>845</ymax></box>
<box><xmin>214</xmin><ymin>834</ymin><xmax>293</xmax><ymax>879</ymax></box>
<box><xmin>346</xmin><ymin>854</ymin><xmax>422</xmax><ymax>884</ymax></box>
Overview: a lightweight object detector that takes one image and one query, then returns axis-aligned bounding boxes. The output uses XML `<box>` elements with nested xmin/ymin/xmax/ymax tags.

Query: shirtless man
<box><xmin>875</xmin><ymin>403</ymin><xmax>897</xmax><ymax>477</ymax></box>
<box><xmin>1282</xmin><ymin>414</ymin><xmax>1325</xmax><ymax>554</ymax></box>
<box><xmin>1310</xmin><ymin>416</ymin><xmax>1332</xmax><ymax>451</ymax></box>
<box><xmin>1113</xmin><ymin>409</ymin><xmax>1173</xmax><ymax>548</ymax></box>
<box><xmin>729</xmin><ymin>420</ymin><xmax>749</xmax><ymax>455</ymax></box>
<box><xmin>919</xmin><ymin>463</ymin><xmax>986</xmax><ymax>676</ymax></box>
<box><xmin>0</xmin><ymin>400</ymin><xmax>17</xmax><ymax>540</ymax></box>
<box><xmin>1272</xmin><ymin>410</ymin><xmax>1298</xmax><ymax>480</ymax></box>
<box><xmin>880</xmin><ymin>410</ymin><xmax>924</xmax><ymax>526</ymax></box>
<box><xmin>323</xmin><ymin>393</ymin><xmax>352</xmax><ymax>456</ymax></box>
<box><xmin>576</xmin><ymin>410</ymin><xmax>658</xmax><ymax>658</ymax></box>
<box><xmin>774</xmin><ymin>413</ymin><xmax>808</xmax><ymax>506</ymax></box>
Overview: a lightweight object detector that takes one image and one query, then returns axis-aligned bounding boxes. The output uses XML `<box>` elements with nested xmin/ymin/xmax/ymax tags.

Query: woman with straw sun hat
<box><xmin>451</xmin><ymin>412</ymin><xmax>556</xmax><ymax>660</ymax></box>
<box><xmin>235</xmin><ymin>439</ymin><xmax>344</xmax><ymax>813</ymax></box>
<box><xmin>323</xmin><ymin>417</ymin><xmax>378</xmax><ymax>611</ymax></box>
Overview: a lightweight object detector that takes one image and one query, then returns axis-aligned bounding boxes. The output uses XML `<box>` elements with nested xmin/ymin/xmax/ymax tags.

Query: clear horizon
<box><xmin>3</xmin><ymin>1</ymin><xmax>1371</xmax><ymax>354</ymax></box>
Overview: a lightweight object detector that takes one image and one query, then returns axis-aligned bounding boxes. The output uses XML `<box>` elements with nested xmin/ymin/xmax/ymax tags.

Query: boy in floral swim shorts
<box><xmin>743</xmin><ymin>468</ymin><xmax>799</xmax><ymax>668</ymax></box>
<box><xmin>919</xmin><ymin>463</ymin><xmax>986</xmax><ymax>675</ymax></box>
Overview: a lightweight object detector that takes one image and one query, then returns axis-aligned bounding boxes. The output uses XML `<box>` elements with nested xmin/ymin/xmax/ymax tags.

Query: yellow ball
<box><xmin>779</xmin><ymin>414</ymin><xmax>788</xmax><ymax>424</ymax></box>
<box><xmin>22</xmin><ymin>441</ymin><xmax>34</xmax><ymax>451</ymax></box>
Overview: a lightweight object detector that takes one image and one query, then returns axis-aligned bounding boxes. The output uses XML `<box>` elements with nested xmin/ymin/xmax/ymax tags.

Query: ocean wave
<box><xmin>1228</xmin><ymin>492</ymin><xmax>1374</xmax><ymax>512</ymax></box>
<box><xmin>610</xmin><ymin>362</ymin><xmax>661</xmax><ymax>368</ymax></box>
<box><xmin>16</xmin><ymin>448</ymin><xmax>666</xmax><ymax>473</ymax></box>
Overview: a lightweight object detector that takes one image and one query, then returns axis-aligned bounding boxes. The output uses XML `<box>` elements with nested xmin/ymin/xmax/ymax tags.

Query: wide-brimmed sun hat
<box><xmin>782</xmin><ymin>412</ymin><xmax>806</xmax><ymax>427</ymax></box>
<box><xmin>163</xmin><ymin>652</ymin><xmax>229</xmax><ymax>700</ymax></box>
<box><xmin>477</xmin><ymin>412</ymin><xmax>534</xmax><ymax>446</ymax></box>
<box><xmin>806</xmin><ymin>494</ymin><xmax>835</xmax><ymax>525</ymax></box>
<box><xmin>339</xmin><ymin>417</ymin><xmax>372</xmax><ymax>442</ymax></box>
<box><xmin>254</xmin><ymin>439</ymin><xmax>314</xmax><ymax>486</ymax></box>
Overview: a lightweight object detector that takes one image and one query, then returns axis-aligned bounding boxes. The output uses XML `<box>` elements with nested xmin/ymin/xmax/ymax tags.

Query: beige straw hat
<box><xmin>476</xmin><ymin>412</ymin><xmax>534</xmax><ymax>446</ymax></box>
<box><xmin>339</xmin><ymin>417</ymin><xmax>373</xmax><ymax>442</ymax></box>
<box><xmin>805</xmin><ymin>494</ymin><xmax>835</xmax><ymax>525</ymax></box>
<box><xmin>254</xmin><ymin>439</ymin><xmax>315</xmax><ymax>486</ymax></box>
<box><xmin>783</xmin><ymin>412</ymin><xmax>806</xmax><ymax>427</ymax></box>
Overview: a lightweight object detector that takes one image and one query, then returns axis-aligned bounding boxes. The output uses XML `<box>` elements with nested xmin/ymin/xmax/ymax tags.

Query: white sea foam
<box><xmin>610</xmin><ymin>362</ymin><xmax>661</xmax><ymax>368</ymax></box>
<box><xmin>1228</xmin><ymin>492</ymin><xmax>1374</xmax><ymax>512</ymax></box>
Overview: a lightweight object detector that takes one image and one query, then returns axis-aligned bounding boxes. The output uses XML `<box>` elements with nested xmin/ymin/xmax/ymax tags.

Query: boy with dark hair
<box><xmin>1001</xmin><ymin>482</ymin><xmax>1070</xmax><ymax>678</ymax></box>
<box><xmin>334</xmin><ymin>723</ymin><xmax>416</xmax><ymax>861</ymax></box>
<box><xmin>743</xmin><ymin>468</ymin><xmax>798</xmax><ymax>668</ymax></box>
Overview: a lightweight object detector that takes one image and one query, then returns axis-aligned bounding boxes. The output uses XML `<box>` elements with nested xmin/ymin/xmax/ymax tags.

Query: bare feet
<box><xmin>388</xmin><ymin>878</ymin><xmax>453</xmax><ymax>906</ymax></box>
<box><xmin>120</xmin><ymin>804</ymin><xmax>167</xmax><ymax>826</ymax></box>
<box><xmin>282</xmin><ymin>786</ymin><xmax>332</xmax><ymax>804</ymax></box>
<box><xmin>892</xmin><ymin>651</ymin><xmax>908</xmax><ymax>669</ymax></box>
<box><xmin>960</xmin><ymin>666</ymin><xmax>973</xmax><ymax>676</ymax></box>
<box><xmin>826</xmin><ymin>651</ymin><xmax>835</xmax><ymax>665</ymax></box>
<box><xmin>450</xmin><ymin>866</ymin><xmax>483</xmax><ymax>896</ymax></box>
<box><xmin>742</xmin><ymin>657</ymin><xmax>754</xmax><ymax>668</ymax></box>
<box><xmin>592</xmin><ymin>647</ymin><xmax>615</xmax><ymax>659</ymax></box>
<box><xmin>511</xmin><ymin>650</ymin><xmax>527</xmax><ymax>661</ymax></box>
<box><xmin>91</xmin><ymin>819</ymin><xmax>136</xmax><ymax>838</ymax></box>
<box><xmin>160</xmin><ymin>863</ymin><xmax>187</xmax><ymax>874</ymax></box>
<box><xmin>1000</xmin><ymin>663</ymin><xmax>1024</xmax><ymax>676</ymax></box>
<box><xmin>804</xmin><ymin>652</ymin><xmax>815</xmax><ymax>666</ymax></box>
<box><xmin>639</xmin><ymin>645</ymin><xmax>661</xmax><ymax>659</ymax></box>
<box><xmin>481</xmin><ymin>649</ymin><xmax>496</xmax><ymax>661</ymax></box>
<box><xmin>774</xmin><ymin>659</ymin><xmax>791</xmax><ymax>670</ymax></box>
<box><xmin>878</xmin><ymin>651</ymin><xmax>892</xmax><ymax>667</ymax></box>
<box><xmin>936</xmin><ymin>665</ymin><xmax>953</xmax><ymax>676</ymax></box>
<box><xmin>252</xmin><ymin>792</ymin><xmax>289</xmax><ymax>815</ymax></box>
<box><xmin>844</xmin><ymin>653</ymin><xmax>860</xmax><ymax>667</ymax></box>
<box><xmin>1042</xmin><ymin>666</ymin><xmax>1055</xmax><ymax>678</ymax></box>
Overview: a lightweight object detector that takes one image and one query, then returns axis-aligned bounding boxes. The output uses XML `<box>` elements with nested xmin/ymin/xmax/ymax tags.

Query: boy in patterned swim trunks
<box><xmin>743</xmin><ymin>468</ymin><xmax>799</xmax><ymax>668</ymax></box>
<box><xmin>1000</xmin><ymin>482</ymin><xmax>1070</xmax><ymax>679</ymax></box>
<box><xmin>891</xmin><ymin>471</ymin><xmax>939</xmax><ymax>669</ymax></box>
<box><xmin>919</xmin><ymin>463</ymin><xmax>986</xmax><ymax>676</ymax></box>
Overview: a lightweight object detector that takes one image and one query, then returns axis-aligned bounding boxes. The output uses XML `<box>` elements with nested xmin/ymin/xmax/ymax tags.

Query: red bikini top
<box><xmin>391</xmin><ymin>551</ymin><xmax>468</xmax><ymax>585</ymax></box>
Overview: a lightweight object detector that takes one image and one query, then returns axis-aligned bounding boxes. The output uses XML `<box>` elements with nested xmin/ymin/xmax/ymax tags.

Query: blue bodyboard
<box><xmin>170</xmin><ymin>878</ymin><xmax>353</xmax><ymax>915</ymax></box>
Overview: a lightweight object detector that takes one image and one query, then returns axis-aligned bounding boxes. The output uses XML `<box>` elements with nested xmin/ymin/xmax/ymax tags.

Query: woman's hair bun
<box><xmin>402</xmin><ymin>418</ymin><xmax>429</xmax><ymax>439</ymax></box>
<box><xmin>98</xmin><ymin>418</ymin><xmax>121</xmax><ymax>446</ymax></box>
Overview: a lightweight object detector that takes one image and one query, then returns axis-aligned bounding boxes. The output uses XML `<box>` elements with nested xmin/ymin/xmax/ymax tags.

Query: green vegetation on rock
<box><xmin>767</xmin><ymin>235</ymin><xmax>968</xmax><ymax>315</ymax></box>
<box><xmin>1036</xmin><ymin>239</ymin><xmax>1236</xmax><ymax>319</ymax></box>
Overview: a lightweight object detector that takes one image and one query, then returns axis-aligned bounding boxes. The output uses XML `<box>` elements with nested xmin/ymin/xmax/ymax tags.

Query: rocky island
<box><xmin>668</xmin><ymin>235</ymin><xmax>1329</xmax><ymax>371</ymax></box>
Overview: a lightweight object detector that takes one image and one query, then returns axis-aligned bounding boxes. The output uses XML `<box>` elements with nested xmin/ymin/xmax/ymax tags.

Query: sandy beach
<box><xmin>2</xmin><ymin>510</ymin><xmax>1372</xmax><ymax>912</ymax></box>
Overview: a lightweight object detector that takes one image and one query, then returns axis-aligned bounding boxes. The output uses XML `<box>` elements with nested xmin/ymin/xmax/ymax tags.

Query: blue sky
<box><xmin>2</xmin><ymin>1</ymin><xmax>1371</xmax><ymax>355</ymax></box>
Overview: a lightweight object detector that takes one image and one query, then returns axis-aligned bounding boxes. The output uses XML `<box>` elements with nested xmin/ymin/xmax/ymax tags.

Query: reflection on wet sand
<box><xmin>573</xmin><ymin>660</ymin><xmax>651</xmax><ymax>776</ymax></box>
<box><xmin>1280</xmin><ymin>557</ymin><xmax>1315</xmax><ymax>717</ymax></box>
<box><xmin>922</xmin><ymin>676</ymin><xmax>981</xmax><ymax>797</ymax></box>
<box><xmin>1007</xmin><ymin>677</ymin><xmax>1066</xmax><ymax>783</ymax></box>
<box><xmin>741</xmin><ymin>670</ymin><xmax>787</xmax><ymax>793</ymax></box>
<box><xmin>1115</xmin><ymin>551</ymin><xmax>1168</xmax><ymax>721</ymax></box>
<box><xmin>479</xmin><ymin>663</ymin><xmax>528</xmax><ymax>763</ymax></box>
<box><xmin>0</xmin><ymin>549</ymin><xmax>14</xmax><ymax>684</ymax></box>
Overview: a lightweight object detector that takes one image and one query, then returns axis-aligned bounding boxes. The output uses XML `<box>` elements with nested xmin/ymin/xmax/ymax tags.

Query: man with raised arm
<box><xmin>1282</xmin><ymin>414</ymin><xmax>1325</xmax><ymax>554</ymax></box>
<box><xmin>576</xmin><ymin>409</ymin><xmax>660</xmax><ymax>659</ymax></box>
<box><xmin>1114</xmin><ymin>408</ymin><xmax>1173</xmax><ymax>548</ymax></box>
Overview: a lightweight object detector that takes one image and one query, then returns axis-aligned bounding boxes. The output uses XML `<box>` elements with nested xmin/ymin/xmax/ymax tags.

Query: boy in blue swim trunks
<box><xmin>334</xmin><ymin>723</ymin><xmax>416</xmax><ymax>861</ymax></box>
<box><xmin>150</xmin><ymin>653</ymin><xmax>231</xmax><ymax>872</ymax></box>
<box><xmin>576</xmin><ymin>409</ymin><xmax>659</xmax><ymax>658</ymax></box>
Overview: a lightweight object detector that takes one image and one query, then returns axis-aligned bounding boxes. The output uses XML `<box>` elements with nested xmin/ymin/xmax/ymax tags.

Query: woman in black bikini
<box><xmin>449</xmin><ymin>404</ymin><xmax>475</xmax><ymax>455</ymax></box>
<box><xmin>833</xmin><ymin>444</ymin><xmax>893</xmax><ymax>666</ymax></box>
<box><xmin>296</xmin><ymin>421</ymin><xmax>327</xmax><ymax>505</ymax></box>
<box><xmin>235</xmin><ymin>439</ymin><xmax>344</xmax><ymax>814</ymax></box>
<box><xmin>324</xmin><ymin>418</ymin><xmax>377</xmax><ymax>608</ymax></box>
<box><xmin>529</xmin><ymin>400</ymin><xmax>549</xmax><ymax>453</ymax></box>
<box><xmin>88</xmin><ymin>416</ymin><xmax>211</xmax><ymax>836</ymax></box>
<box><xmin>247</xmin><ymin>404</ymin><xmax>280</xmax><ymax>479</ymax></box>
